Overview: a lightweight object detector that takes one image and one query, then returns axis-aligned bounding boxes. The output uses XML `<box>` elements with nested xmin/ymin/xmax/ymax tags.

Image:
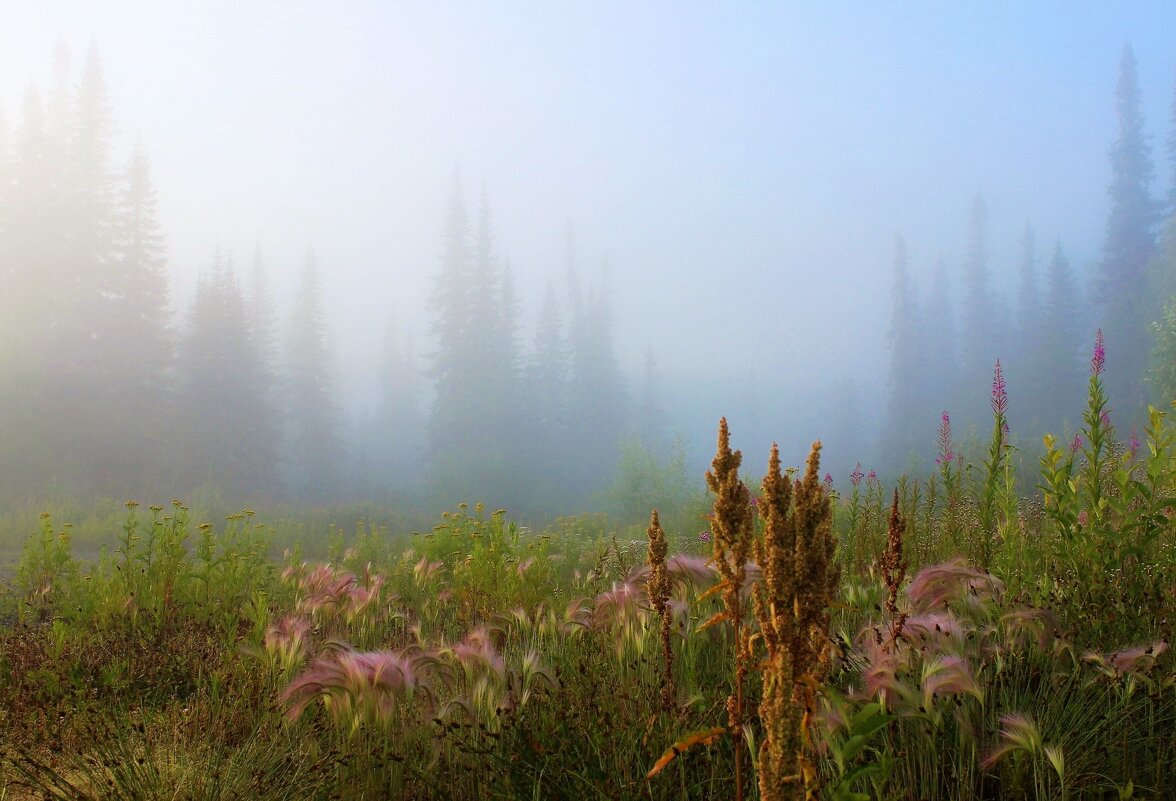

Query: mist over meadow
<box><xmin>2</xmin><ymin>3</ymin><xmax>1175</xmax><ymax>521</ymax></box>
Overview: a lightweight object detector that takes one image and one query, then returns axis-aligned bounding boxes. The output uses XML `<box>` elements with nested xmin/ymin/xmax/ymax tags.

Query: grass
<box><xmin>1</xmin><ymin>347</ymin><xmax>1174</xmax><ymax>799</ymax></box>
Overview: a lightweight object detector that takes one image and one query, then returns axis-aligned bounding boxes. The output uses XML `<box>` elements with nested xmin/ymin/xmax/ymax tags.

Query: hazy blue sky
<box><xmin>3</xmin><ymin>2</ymin><xmax>1175</xmax><ymax>458</ymax></box>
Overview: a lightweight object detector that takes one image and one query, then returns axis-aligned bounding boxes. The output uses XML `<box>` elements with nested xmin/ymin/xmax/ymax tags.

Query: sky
<box><xmin>2</xmin><ymin>1</ymin><xmax>1175</xmax><ymax>463</ymax></box>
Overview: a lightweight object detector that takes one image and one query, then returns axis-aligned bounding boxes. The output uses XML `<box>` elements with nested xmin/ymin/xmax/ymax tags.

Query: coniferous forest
<box><xmin>2</xmin><ymin>9</ymin><xmax>1176</xmax><ymax>801</ymax></box>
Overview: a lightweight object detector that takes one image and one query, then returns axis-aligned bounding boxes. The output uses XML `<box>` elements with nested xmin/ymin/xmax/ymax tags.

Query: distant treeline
<box><xmin>2</xmin><ymin>43</ymin><xmax>1175</xmax><ymax>510</ymax></box>
<box><xmin>878</xmin><ymin>46</ymin><xmax>1176</xmax><ymax>473</ymax></box>
<box><xmin>0</xmin><ymin>43</ymin><xmax>668</xmax><ymax>514</ymax></box>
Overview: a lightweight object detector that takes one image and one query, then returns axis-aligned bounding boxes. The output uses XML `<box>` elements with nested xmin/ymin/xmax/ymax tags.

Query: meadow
<box><xmin>1</xmin><ymin>341</ymin><xmax>1173</xmax><ymax>800</ymax></box>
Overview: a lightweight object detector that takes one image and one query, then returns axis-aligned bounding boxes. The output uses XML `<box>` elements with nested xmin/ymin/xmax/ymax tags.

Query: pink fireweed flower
<box><xmin>867</xmin><ymin>469</ymin><xmax>878</xmax><ymax>482</ymax></box>
<box><xmin>1129</xmin><ymin>428</ymin><xmax>1140</xmax><ymax>455</ymax></box>
<box><xmin>1070</xmin><ymin>434</ymin><xmax>1083</xmax><ymax>454</ymax></box>
<box><xmin>1091</xmin><ymin>329</ymin><xmax>1105</xmax><ymax>376</ymax></box>
<box><xmin>698</xmin><ymin>530</ymin><xmax>712</xmax><ymax>544</ymax></box>
<box><xmin>850</xmin><ymin>463</ymin><xmax>865</xmax><ymax>487</ymax></box>
<box><xmin>991</xmin><ymin>360</ymin><xmax>1008</xmax><ymax>416</ymax></box>
<box><xmin>936</xmin><ymin>411</ymin><xmax>955</xmax><ymax>466</ymax></box>
<box><xmin>823</xmin><ymin>473</ymin><xmax>833</xmax><ymax>487</ymax></box>
<box><xmin>1100</xmin><ymin>411</ymin><xmax>1112</xmax><ymax>428</ymax></box>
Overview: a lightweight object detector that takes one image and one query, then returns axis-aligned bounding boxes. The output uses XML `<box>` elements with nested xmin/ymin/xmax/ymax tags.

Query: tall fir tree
<box><xmin>284</xmin><ymin>248</ymin><xmax>344</xmax><ymax>500</ymax></box>
<box><xmin>1012</xmin><ymin>224</ymin><xmax>1045</xmax><ymax>430</ymax></box>
<box><xmin>1099</xmin><ymin>45</ymin><xmax>1159</xmax><ymax>416</ymax></box>
<box><xmin>1166</xmin><ymin>66</ymin><xmax>1176</xmax><ymax>215</ymax></box>
<box><xmin>182</xmin><ymin>249</ymin><xmax>278</xmax><ymax>497</ymax></box>
<box><xmin>1039</xmin><ymin>241</ymin><xmax>1086</xmax><ymax>430</ymax></box>
<box><xmin>427</xmin><ymin>171</ymin><xmax>475</xmax><ymax>458</ymax></box>
<box><xmin>86</xmin><ymin>139</ymin><xmax>175</xmax><ymax>492</ymax></box>
<box><xmin>957</xmin><ymin>194</ymin><xmax>1001</xmax><ymax>425</ymax></box>
<box><xmin>368</xmin><ymin>320</ymin><xmax>424</xmax><ymax>491</ymax></box>
<box><xmin>566</xmin><ymin>260</ymin><xmax>628</xmax><ymax>491</ymax></box>
<box><xmin>922</xmin><ymin>255</ymin><xmax>958</xmax><ymax>424</ymax></box>
<box><xmin>881</xmin><ymin>235</ymin><xmax>925</xmax><ymax>472</ymax></box>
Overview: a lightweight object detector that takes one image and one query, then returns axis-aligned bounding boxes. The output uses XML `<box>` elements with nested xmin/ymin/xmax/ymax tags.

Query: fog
<box><xmin>2</xmin><ymin>3</ymin><xmax>1175</xmax><ymax>517</ymax></box>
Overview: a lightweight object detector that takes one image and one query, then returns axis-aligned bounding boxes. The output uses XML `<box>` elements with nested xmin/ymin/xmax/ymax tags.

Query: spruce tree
<box><xmin>957</xmin><ymin>194</ymin><xmax>1003</xmax><ymax>425</ymax></box>
<box><xmin>1013</xmin><ymin>224</ymin><xmax>1044</xmax><ymax>429</ymax></box>
<box><xmin>284</xmin><ymin>248</ymin><xmax>344</xmax><ymax>500</ymax></box>
<box><xmin>1099</xmin><ymin>45</ymin><xmax>1159</xmax><ymax>416</ymax></box>
<box><xmin>922</xmin><ymin>255</ymin><xmax>957</xmax><ymax>421</ymax></box>
<box><xmin>427</xmin><ymin>172</ymin><xmax>474</xmax><ymax>458</ymax></box>
<box><xmin>1039</xmin><ymin>241</ymin><xmax>1085</xmax><ymax>430</ymax></box>
<box><xmin>182</xmin><ymin>249</ymin><xmax>278</xmax><ymax>497</ymax></box>
<box><xmin>566</xmin><ymin>261</ymin><xmax>628</xmax><ymax>491</ymax></box>
<box><xmin>881</xmin><ymin>235</ymin><xmax>924</xmax><ymax>472</ymax></box>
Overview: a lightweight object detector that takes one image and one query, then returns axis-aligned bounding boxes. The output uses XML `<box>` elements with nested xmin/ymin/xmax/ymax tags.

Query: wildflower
<box><xmin>991</xmin><ymin>360</ymin><xmax>1008</xmax><ymax>416</ymax></box>
<box><xmin>1100</xmin><ymin>410</ymin><xmax>1112</xmax><ymax>428</ymax></box>
<box><xmin>1129</xmin><ymin>428</ymin><xmax>1140</xmax><ymax>455</ymax></box>
<box><xmin>1070</xmin><ymin>433</ymin><xmax>1083</xmax><ymax>454</ymax></box>
<box><xmin>867</xmin><ymin>469</ymin><xmax>878</xmax><ymax>482</ymax></box>
<box><xmin>1091</xmin><ymin>329</ymin><xmax>1105</xmax><ymax>376</ymax></box>
<box><xmin>698</xmin><ymin>530</ymin><xmax>712</xmax><ymax>544</ymax></box>
<box><xmin>850</xmin><ymin>463</ymin><xmax>864</xmax><ymax>487</ymax></box>
<box><xmin>936</xmin><ymin>411</ymin><xmax>955</xmax><ymax>466</ymax></box>
<box><xmin>823</xmin><ymin>473</ymin><xmax>833</xmax><ymax>487</ymax></box>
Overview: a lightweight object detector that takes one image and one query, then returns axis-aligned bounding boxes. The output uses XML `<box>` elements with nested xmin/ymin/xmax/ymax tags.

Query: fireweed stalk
<box><xmin>754</xmin><ymin>442</ymin><xmax>840</xmax><ymax>800</ymax></box>
<box><xmin>977</xmin><ymin>360</ymin><xmax>1010</xmax><ymax>570</ymax></box>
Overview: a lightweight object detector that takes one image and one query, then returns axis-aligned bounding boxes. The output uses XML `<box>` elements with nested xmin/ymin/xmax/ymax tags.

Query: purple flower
<box><xmin>1091</xmin><ymin>329</ymin><xmax>1105</xmax><ymax>376</ymax></box>
<box><xmin>1070</xmin><ymin>434</ymin><xmax>1083</xmax><ymax>454</ymax></box>
<box><xmin>1100</xmin><ymin>411</ymin><xmax>1111</xmax><ymax>428</ymax></box>
<box><xmin>867</xmin><ymin>469</ymin><xmax>878</xmax><ymax>482</ymax></box>
<box><xmin>823</xmin><ymin>473</ymin><xmax>833</xmax><ymax>487</ymax></box>
<box><xmin>991</xmin><ymin>360</ymin><xmax>1008</xmax><ymax>416</ymax></box>
<box><xmin>850</xmin><ymin>463</ymin><xmax>864</xmax><ymax>488</ymax></box>
<box><xmin>698</xmin><ymin>530</ymin><xmax>712</xmax><ymax>544</ymax></box>
<box><xmin>1129</xmin><ymin>428</ymin><xmax>1140</xmax><ymax>455</ymax></box>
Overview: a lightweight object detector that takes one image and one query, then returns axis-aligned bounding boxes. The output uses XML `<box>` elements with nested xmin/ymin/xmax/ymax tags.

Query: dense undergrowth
<box><xmin>1</xmin><ymin>335</ymin><xmax>1174</xmax><ymax>800</ymax></box>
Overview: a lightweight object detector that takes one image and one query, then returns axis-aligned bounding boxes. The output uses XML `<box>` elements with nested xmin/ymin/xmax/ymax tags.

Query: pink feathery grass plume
<box><xmin>906</xmin><ymin>558</ymin><xmax>1004</xmax><ymax>610</ymax></box>
<box><xmin>1084</xmin><ymin>641</ymin><xmax>1168</xmax><ymax>677</ymax></box>
<box><xmin>921</xmin><ymin>655</ymin><xmax>982</xmax><ymax>704</ymax></box>
<box><xmin>982</xmin><ymin>713</ymin><xmax>1043</xmax><ymax>768</ymax></box>
<box><xmin>860</xmin><ymin>643</ymin><xmax>905</xmax><ymax>705</ymax></box>
<box><xmin>413</xmin><ymin>556</ymin><xmax>444</xmax><ymax>584</ymax></box>
<box><xmin>281</xmin><ymin>647</ymin><xmax>437</xmax><ymax>726</ymax></box>
<box><xmin>591</xmin><ymin>579</ymin><xmax>646</xmax><ymax>630</ymax></box>
<box><xmin>344</xmin><ymin>573</ymin><xmax>384</xmax><ymax>621</ymax></box>
<box><xmin>665</xmin><ymin>554</ymin><xmax>719</xmax><ymax>592</ymax></box>
<box><xmin>265</xmin><ymin>615</ymin><xmax>312</xmax><ymax>669</ymax></box>
<box><xmin>1001</xmin><ymin>608</ymin><xmax>1060</xmax><ymax>651</ymax></box>
<box><xmin>899</xmin><ymin>612</ymin><xmax>969</xmax><ymax>651</ymax></box>
<box><xmin>450</xmin><ymin>627</ymin><xmax>506</xmax><ymax>680</ymax></box>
